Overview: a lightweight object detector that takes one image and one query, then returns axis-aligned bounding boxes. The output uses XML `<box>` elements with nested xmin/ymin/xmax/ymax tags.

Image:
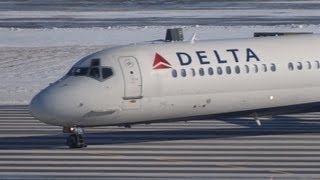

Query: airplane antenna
<box><xmin>189</xmin><ymin>33</ymin><xmax>198</xmax><ymax>44</ymax></box>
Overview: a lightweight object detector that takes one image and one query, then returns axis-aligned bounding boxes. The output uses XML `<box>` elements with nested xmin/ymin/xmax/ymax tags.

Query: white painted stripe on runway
<box><xmin>0</xmin><ymin>143</ymin><xmax>319</xmax><ymax>149</ymax></box>
<box><xmin>0</xmin><ymin>172</ymin><xmax>303</xmax><ymax>178</ymax></box>
<box><xmin>1</xmin><ymin>145</ymin><xmax>319</xmax><ymax>150</ymax></box>
<box><xmin>1</xmin><ymin>156</ymin><xmax>319</xmax><ymax>162</ymax></box>
<box><xmin>0</xmin><ymin>117</ymin><xmax>35</xmax><ymax>119</ymax></box>
<box><xmin>0</xmin><ymin>123</ymin><xmax>44</xmax><ymax>125</ymax></box>
<box><xmin>0</xmin><ymin>154</ymin><xmax>319</xmax><ymax>160</ymax></box>
<box><xmin>1</xmin><ymin>166</ymin><xmax>320</xmax><ymax>172</ymax></box>
<box><xmin>1</xmin><ymin>160</ymin><xmax>319</xmax><ymax>166</ymax></box>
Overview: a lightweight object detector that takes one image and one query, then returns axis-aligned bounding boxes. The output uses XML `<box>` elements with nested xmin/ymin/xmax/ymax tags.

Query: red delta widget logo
<box><xmin>152</xmin><ymin>53</ymin><xmax>172</xmax><ymax>70</ymax></box>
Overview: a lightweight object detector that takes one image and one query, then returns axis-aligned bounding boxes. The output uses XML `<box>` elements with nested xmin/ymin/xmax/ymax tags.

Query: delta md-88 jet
<box><xmin>30</xmin><ymin>29</ymin><xmax>320</xmax><ymax>148</ymax></box>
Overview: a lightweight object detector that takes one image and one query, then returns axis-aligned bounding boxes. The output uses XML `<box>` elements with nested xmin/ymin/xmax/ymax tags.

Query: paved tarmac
<box><xmin>0</xmin><ymin>105</ymin><xmax>320</xmax><ymax>179</ymax></box>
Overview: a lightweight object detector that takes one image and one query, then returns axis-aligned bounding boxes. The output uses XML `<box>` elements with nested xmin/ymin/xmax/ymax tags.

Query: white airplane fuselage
<box><xmin>30</xmin><ymin>35</ymin><xmax>320</xmax><ymax>128</ymax></box>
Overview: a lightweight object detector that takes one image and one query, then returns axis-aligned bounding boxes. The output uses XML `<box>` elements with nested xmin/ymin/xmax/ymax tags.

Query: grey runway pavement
<box><xmin>0</xmin><ymin>105</ymin><xmax>320</xmax><ymax>179</ymax></box>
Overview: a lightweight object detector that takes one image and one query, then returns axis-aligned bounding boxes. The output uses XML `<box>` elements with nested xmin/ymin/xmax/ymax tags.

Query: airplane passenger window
<box><xmin>297</xmin><ymin>62</ymin><xmax>303</xmax><ymax>70</ymax></box>
<box><xmin>288</xmin><ymin>62</ymin><xmax>294</xmax><ymax>71</ymax></box>
<box><xmin>190</xmin><ymin>68</ymin><xmax>196</xmax><ymax>77</ymax></box>
<box><xmin>89</xmin><ymin>68</ymin><xmax>100</xmax><ymax>78</ymax></box>
<box><xmin>244</xmin><ymin>65</ymin><xmax>250</xmax><ymax>73</ymax></box>
<box><xmin>262</xmin><ymin>64</ymin><xmax>267</xmax><ymax>72</ymax></box>
<box><xmin>208</xmin><ymin>67</ymin><xmax>214</xmax><ymax>75</ymax></box>
<box><xmin>199</xmin><ymin>68</ymin><xmax>205</xmax><ymax>76</ymax></box>
<box><xmin>102</xmin><ymin>68</ymin><xmax>113</xmax><ymax>79</ymax></box>
<box><xmin>217</xmin><ymin>67</ymin><xmax>223</xmax><ymax>75</ymax></box>
<box><xmin>172</xmin><ymin>69</ymin><xmax>177</xmax><ymax>78</ymax></box>
<box><xmin>254</xmin><ymin>64</ymin><xmax>259</xmax><ymax>73</ymax></box>
<box><xmin>235</xmin><ymin>65</ymin><xmax>241</xmax><ymax>74</ymax></box>
<box><xmin>181</xmin><ymin>69</ymin><xmax>187</xmax><ymax>77</ymax></box>
<box><xmin>315</xmin><ymin>61</ymin><xmax>320</xmax><ymax>69</ymax></box>
<box><xmin>226</xmin><ymin>66</ymin><xmax>232</xmax><ymax>74</ymax></box>
<box><xmin>307</xmin><ymin>61</ymin><xmax>312</xmax><ymax>69</ymax></box>
<box><xmin>270</xmin><ymin>64</ymin><xmax>276</xmax><ymax>72</ymax></box>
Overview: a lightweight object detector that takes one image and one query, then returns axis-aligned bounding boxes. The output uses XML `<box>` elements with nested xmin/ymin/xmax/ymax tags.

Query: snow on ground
<box><xmin>1</xmin><ymin>25</ymin><xmax>320</xmax><ymax>47</ymax></box>
<box><xmin>0</xmin><ymin>46</ymin><xmax>109</xmax><ymax>105</ymax></box>
<box><xmin>1</xmin><ymin>25</ymin><xmax>320</xmax><ymax>105</ymax></box>
<box><xmin>0</xmin><ymin>46</ymin><xmax>107</xmax><ymax>105</ymax></box>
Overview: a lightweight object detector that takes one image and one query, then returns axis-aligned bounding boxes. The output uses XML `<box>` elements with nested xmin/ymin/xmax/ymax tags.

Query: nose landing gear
<box><xmin>64</xmin><ymin>127</ymin><xmax>87</xmax><ymax>148</ymax></box>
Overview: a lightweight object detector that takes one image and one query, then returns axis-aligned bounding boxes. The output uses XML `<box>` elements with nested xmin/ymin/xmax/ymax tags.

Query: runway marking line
<box><xmin>156</xmin><ymin>158</ymin><xmax>188</xmax><ymax>163</ymax></box>
<box><xmin>269</xmin><ymin>169</ymin><xmax>292</xmax><ymax>175</ymax></box>
<box><xmin>88</xmin><ymin>151</ymin><xmax>289</xmax><ymax>174</ymax></box>
<box><xmin>85</xmin><ymin>151</ymin><xmax>299</xmax><ymax>176</ymax></box>
<box><xmin>214</xmin><ymin>164</ymin><xmax>294</xmax><ymax>176</ymax></box>
<box><xmin>87</xmin><ymin>152</ymin><xmax>188</xmax><ymax>163</ymax></box>
<box><xmin>86</xmin><ymin>152</ymin><xmax>127</xmax><ymax>158</ymax></box>
<box><xmin>220</xmin><ymin>164</ymin><xmax>244</xmax><ymax>169</ymax></box>
<box><xmin>220</xmin><ymin>164</ymin><xmax>294</xmax><ymax>176</ymax></box>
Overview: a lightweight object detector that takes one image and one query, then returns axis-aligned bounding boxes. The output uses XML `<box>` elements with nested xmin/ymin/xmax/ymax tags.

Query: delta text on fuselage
<box><xmin>176</xmin><ymin>48</ymin><xmax>260</xmax><ymax>66</ymax></box>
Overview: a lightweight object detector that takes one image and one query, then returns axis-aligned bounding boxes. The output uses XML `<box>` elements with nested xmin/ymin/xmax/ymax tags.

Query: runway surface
<box><xmin>0</xmin><ymin>105</ymin><xmax>320</xmax><ymax>179</ymax></box>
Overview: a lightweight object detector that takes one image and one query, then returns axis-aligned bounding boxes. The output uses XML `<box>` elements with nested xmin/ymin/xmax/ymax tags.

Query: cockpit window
<box><xmin>102</xmin><ymin>68</ymin><xmax>113</xmax><ymax>79</ymax></box>
<box><xmin>89</xmin><ymin>68</ymin><xmax>100</xmax><ymax>79</ymax></box>
<box><xmin>91</xmin><ymin>59</ymin><xmax>100</xmax><ymax>66</ymax></box>
<box><xmin>67</xmin><ymin>58</ymin><xmax>113</xmax><ymax>81</ymax></box>
<box><xmin>68</xmin><ymin>67</ymin><xmax>89</xmax><ymax>76</ymax></box>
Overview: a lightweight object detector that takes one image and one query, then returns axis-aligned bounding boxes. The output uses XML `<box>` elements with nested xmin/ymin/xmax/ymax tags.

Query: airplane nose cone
<box><xmin>29</xmin><ymin>82</ymin><xmax>90</xmax><ymax>127</ymax></box>
<box><xmin>29</xmin><ymin>90</ymin><xmax>56</xmax><ymax>125</ymax></box>
<box><xmin>30</xmin><ymin>78</ymin><xmax>104</xmax><ymax>127</ymax></box>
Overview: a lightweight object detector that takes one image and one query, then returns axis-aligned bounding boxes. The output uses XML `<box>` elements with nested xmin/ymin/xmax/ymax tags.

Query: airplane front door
<box><xmin>118</xmin><ymin>56</ymin><xmax>143</xmax><ymax>101</ymax></box>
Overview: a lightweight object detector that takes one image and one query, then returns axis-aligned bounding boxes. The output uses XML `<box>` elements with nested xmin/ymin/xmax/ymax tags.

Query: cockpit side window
<box><xmin>68</xmin><ymin>67</ymin><xmax>89</xmax><ymax>76</ymax></box>
<box><xmin>102</xmin><ymin>68</ymin><xmax>113</xmax><ymax>79</ymax></box>
<box><xmin>89</xmin><ymin>68</ymin><xmax>100</xmax><ymax>79</ymax></box>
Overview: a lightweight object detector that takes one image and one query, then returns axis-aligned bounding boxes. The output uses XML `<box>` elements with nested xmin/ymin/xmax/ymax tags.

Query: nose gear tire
<box><xmin>66</xmin><ymin>134</ymin><xmax>87</xmax><ymax>148</ymax></box>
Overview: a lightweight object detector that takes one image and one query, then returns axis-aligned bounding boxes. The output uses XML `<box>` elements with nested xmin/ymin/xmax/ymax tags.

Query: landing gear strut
<box><xmin>254</xmin><ymin>112</ymin><xmax>262</xmax><ymax>126</ymax></box>
<box><xmin>64</xmin><ymin>127</ymin><xmax>87</xmax><ymax>148</ymax></box>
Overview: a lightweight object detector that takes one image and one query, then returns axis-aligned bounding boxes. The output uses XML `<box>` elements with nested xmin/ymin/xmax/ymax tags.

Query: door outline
<box><xmin>118</xmin><ymin>56</ymin><xmax>143</xmax><ymax>100</ymax></box>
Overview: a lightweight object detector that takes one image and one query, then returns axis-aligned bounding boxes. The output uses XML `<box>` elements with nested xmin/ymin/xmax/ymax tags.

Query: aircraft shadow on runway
<box><xmin>1</xmin><ymin>116</ymin><xmax>320</xmax><ymax>149</ymax></box>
